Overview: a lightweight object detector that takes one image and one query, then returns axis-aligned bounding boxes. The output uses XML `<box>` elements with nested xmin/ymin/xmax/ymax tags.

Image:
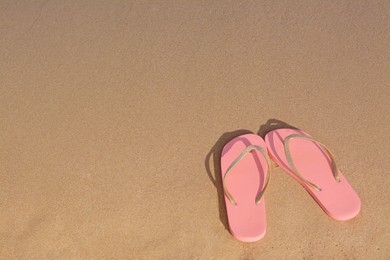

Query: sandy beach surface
<box><xmin>1</xmin><ymin>1</ymin><xmax>389</xmax><ymax>259</ymax></box>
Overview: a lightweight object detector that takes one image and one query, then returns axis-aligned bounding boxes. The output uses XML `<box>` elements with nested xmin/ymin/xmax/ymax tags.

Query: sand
<box><xmin>1</xmin><ymin>0</ymin><xmax>389</xmax><ymax>259</ymax></box>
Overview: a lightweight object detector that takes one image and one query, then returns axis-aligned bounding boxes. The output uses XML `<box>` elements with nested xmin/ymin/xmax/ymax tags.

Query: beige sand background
<box><xmin>1</xmin><ymin>0</ymin><xmax>390</xmax><ymax>259</ymax></box>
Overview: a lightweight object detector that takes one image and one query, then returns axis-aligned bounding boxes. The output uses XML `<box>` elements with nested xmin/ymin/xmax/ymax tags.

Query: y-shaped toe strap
<box><xmin>284</xmin><ymin>134</ymin><xmax>340</xmax><ymax>192</ymax></box>
<box><xmin>223</xmin><ymin>145</ymin><xmax>271</xmax><ymax>205</ymax></box>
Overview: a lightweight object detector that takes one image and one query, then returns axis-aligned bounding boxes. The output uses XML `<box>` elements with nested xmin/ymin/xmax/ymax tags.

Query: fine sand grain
<box><xmin>1</xmin><ymin>1</ymin><xmax>389</xmax><ymax>259</ymax></box>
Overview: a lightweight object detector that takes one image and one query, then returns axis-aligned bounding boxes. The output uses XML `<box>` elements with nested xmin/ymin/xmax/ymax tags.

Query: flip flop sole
<box><xmin>221</xmin><ymin>134</ymin><xmax>269</xmax><ymax>242</ymax></box>
<box><xmin>265</xmin><ymin>129</ymin><xmax>361</xmax><ymax>221</ymax></box>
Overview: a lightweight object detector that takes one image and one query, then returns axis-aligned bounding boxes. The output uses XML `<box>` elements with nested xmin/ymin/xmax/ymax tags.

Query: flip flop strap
<box><xmin>284</xmin><ymin>134</ymin><xmax>340</xmax><ymax>191</ymax></box>
<box><xmin>223</xmin><ymin>145</ymin><xmax>271</xmax><ymax>205</ymax></box>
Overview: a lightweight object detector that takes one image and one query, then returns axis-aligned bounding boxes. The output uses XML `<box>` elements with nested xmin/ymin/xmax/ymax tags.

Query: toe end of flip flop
<box><xmin>230</xmin><ymin>222</ymin><xmax>267</xmax><ymax>242</ymax></box>
<box><xmin>327</xmin><ymin>195</ymin><xmax>361</xmax><ymax>221</ymax></box>
<box><xmin>231</xmin><ymin>228</ymin><xmax>266</xmax><ymax>243</ymax></box>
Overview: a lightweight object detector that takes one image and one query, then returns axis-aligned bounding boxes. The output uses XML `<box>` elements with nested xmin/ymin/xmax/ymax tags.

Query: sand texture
<box><xmin>1</xmin><ymin>1</ymin><xmax>389</xmax><ymax>259</ymax></box>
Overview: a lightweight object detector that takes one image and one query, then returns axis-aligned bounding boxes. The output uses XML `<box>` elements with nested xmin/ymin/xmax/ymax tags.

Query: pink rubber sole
<box><xmin>221</xmin><ymin>134</ymin><xmax>269</xmax><ymax>242</ymax></box>
<box><xmin>265</xmin><ymin>128</ymin><xmax>361</xmax><ymax>221</ymax></box>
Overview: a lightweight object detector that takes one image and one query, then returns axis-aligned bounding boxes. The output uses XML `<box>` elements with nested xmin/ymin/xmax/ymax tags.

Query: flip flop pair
<box><xmin>220</xmin><ymin>129</ymin><xmax>361</xmax><ymax>242</ymax></box>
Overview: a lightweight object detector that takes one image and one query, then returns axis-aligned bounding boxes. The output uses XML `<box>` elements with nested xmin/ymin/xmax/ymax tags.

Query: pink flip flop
<box><xmin>265</xmin><ymin>128</ymin><xmax>361</xmax><ymax>221</ymax></box>
<box><xmin>221</xmin><ymin>134</ymin><xmax>271</xmax><ymax>242</ymax></box>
